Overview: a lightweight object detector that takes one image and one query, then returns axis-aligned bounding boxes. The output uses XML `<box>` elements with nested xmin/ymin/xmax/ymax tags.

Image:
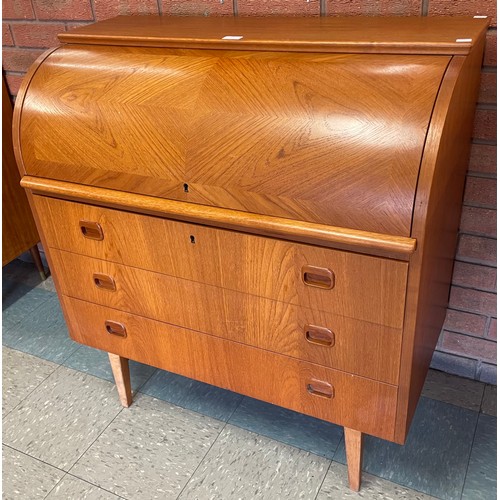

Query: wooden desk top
<box><xmin>59</xmin><ymin>15</ymin><xmax>489</xmax><ymax>55</ymax></box>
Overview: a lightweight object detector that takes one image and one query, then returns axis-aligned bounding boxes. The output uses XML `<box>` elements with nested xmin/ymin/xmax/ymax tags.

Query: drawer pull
<box><xmin>105</xmin><ymin>320</ymin><xmax>127</xmax><ymax>338</ymax></box>
<box><xmin>305</xmin><ymin>325</ymin><xmax>335</xmax><ymax>347</ymax></box>
<box><xmin>307</xmin><ymin>379</ymin><xmax>334</xmax><ymax>399</ymax></box>
<box><xmin>93</xmin><ymin>273</ymin><xmax>116</xmax><ymax>291</ymax></box>
<box><xmin>80</xmin><ymin>220</ymin><xmax>104</xmax><ymax>241</ymax></box>
<box><xmin>302</xmin><ymin>265</ymin><xmax>335</xmax><ymax>289</ymax></box>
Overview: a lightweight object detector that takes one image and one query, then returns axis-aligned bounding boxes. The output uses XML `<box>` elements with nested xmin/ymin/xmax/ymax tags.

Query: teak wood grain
<box><xmin>394</xmin><ymin>39</ymin><xmax>486</xmax><ymax>443</ymax></box>
<box><xmin>108</xmin><ymin>353</ymin><xmax>132</xmax><ymax>407</ymax></box>
<box><xmin>22</xmin><ymin>179</ymin><xmax>416</xmax><ymax>259</ymax></box>
<box><xmin>62</xmin><ymin>295</ymin><xmax>398</xmax><ymax>441</ymax></box>
<box><xmin>19</xmin><ymin>45</ymin><xmax>449</xmax><ymax>235</ymax></box>
<box><xmin>59</xmin><ymin>16</ymin><xmax>488</xmax><ymax>55</ymax></box>
<box><xmin>345</xmin><ymin>428</ymin><xmax>363</xmax><ymax>491</ymax></box>
<box><xmin>2</xmin><ymin>77</ymin><xmax>40</xmax><ymax>266</ymax></box>
<box><xmin>50</xmin><ymin>248</ymin><xmax>402</xmax><ymax>384</ymax></box>
<box><xmin>33</xmin><ymin>195</ymin><xmax>408</xmax><ymax>328</ymax></box>
<box><xmin>13</xmin><ymin>15</ymin><xmax>488</xmax><ymax>491</ymax></box>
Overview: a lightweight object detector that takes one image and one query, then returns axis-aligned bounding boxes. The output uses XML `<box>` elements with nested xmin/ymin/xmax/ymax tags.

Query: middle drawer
<box><xmin>52</xmin><ymin>249</ymin><xmax>401</xmax><ymax>384</ymax></box>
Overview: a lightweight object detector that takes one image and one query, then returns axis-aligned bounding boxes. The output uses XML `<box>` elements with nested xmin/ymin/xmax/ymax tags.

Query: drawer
<box><xmin>52</xmin><ymin>249</ymin><xmax>402</xmax><ymax>384</ymax></box>
<box><xmin>34</xmin><ymin>196</ymin><xmax>408</xmax><ymax>328</ymax></box>
<box><xmin>63</xmin><ymin>295</ymin><xmax>398</xmax><ymax>441</ymax></box>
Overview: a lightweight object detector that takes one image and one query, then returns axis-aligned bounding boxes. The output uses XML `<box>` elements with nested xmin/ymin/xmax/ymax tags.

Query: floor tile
<box><xmin>4</xmin><ymin>295</ymin><xmax>80</xmax><ymax>363</ymax></box>
<box><xmin>2</xmin><ymin>273</ymin><xmax>33</xmax><ymax>308</ymax></box>
<box><xmin>70</xmin><ymin>393</ymin><xmax>224</xmax><ymax>499</ymax></box>
<box><xmin>317</xmin><ymin>461</ymin><xmax>434</xmax><ymax>499</ymax></box>
<box><xmin>46</xmin><ymin>474</ymin><xmax>120</xmax><ymax>499</ymax></box>
<box><xmin>2</xmin><ymin>277</ymin><xmax>19</xmax><ymax>296</ymax></box>
<box><xmin>462</xmin><ymin>414</ymin><xmax>497</xmax><ymax>500</ymax></box>
<box><xmin>2</xmin><ymin>284</ymin><xmax>53</xmax><ymax>333</ymax></box>
<box><xmin>179</xmin><ymin>424</ymin><xmax>329</xmax><ymax>499</ymax></box>
<box><xmin>140</xmin><ymin>368</ymin><xmax>243</xmax><ymax>421</ymax></box>
<box><xmin>63</xmin><ymin>344</ymin><xmax>156</xmax><ymax>393</ymax></box>
<box><xmin>2</xmin><ymin>445</ymin><xmax>64</xmax><ymax>500</ymax></box>
<box><xmin>477</xmin><ymin>362</ymin><xmax>496</xmax><ymax>385</ymax></box>
<box><xmin>2</xmin><ymin>347</ymin><xmax>58</xmax><ymax>417</ymax></box>
<box><xmin>3</xmin><ymin>366</ymin><xmax>123</xmax><ymax>471</ymax></box>
<box><xmin>36</xmin><ymin>275</ymin><xmax>57</xmax><ymax>293</ymax></box>
<box><xmin>3</xmin><ymin>257</ymin><xmax>49</xmax><ymax>290</ymax></box>
<box><xmin>422</xmin><ymin>369</ymin><xmax>484</xmax><ymax>411</ymax></box>
<box><xmin>229</xmin><ymin>396</ymin><xmax>343</xmax><ymax>459</ymax></box>
<box><xmin>334</xmin><ymin>397</ymin><xmax>478</xmax><ymax>500</ymax></box>
<box><xmin>481</xmin><ymin>385</ymin><xmax>497</xmax><ymax>416</ymax></box>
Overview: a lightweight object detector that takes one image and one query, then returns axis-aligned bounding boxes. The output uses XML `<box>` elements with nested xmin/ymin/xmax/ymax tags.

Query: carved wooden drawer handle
<box><xmin>79</xmin><ymin>220</ymin><xmax>104</xmax><ymax>240</ymax></box>
<box><xmin>302</xmin><ymin>265</ymin><xmax>335</xmax><ymax>289</ymax></box>
<box><xmin>105</xmin><ymin>320</ymin><xmax>127</xmax><ymax>338</ymax></box>
<box><xmin>305</xmin><ymin>325</ymin><xmax>335</xmax><ymax>347</ymax></box>
<box><xmin>307</xmin><ymin>379</ymin><xmax>334</xmax><ymax>399</ymax></box>
<box><xmin>93</xmin><ymin>273</ymin><xmax>116</xmax><ymax>291</ymax></box>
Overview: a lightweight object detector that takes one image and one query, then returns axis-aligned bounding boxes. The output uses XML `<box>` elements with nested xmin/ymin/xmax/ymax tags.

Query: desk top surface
<box><xmin>59</xmin><ymin>15</ymin><xmax>489</xmax><ymax>55</ymax></box>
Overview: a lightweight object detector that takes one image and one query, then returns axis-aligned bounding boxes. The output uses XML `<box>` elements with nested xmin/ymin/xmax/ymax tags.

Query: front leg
<box><xmin>108</xmin><ymin>353</ymin><xmax>132</xmax><ymax>407</ymax></box>
<box><xmin>344</xmin><ymin>427</ymin><xmax>363</xmax><ymax>491</ymax></box>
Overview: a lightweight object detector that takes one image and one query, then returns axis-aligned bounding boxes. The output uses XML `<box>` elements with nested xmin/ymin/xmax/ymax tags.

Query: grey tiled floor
<box><xmin>2</xmin><ymin>258</ymin><xmax>497</xmax><ymax>499</ymax></box>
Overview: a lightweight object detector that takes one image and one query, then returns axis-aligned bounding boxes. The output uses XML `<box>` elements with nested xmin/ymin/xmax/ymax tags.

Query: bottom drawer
<box><xmin>62</xmin><ymin>295</ymin><xmax>398</xmax><ymax>441</ymax></box>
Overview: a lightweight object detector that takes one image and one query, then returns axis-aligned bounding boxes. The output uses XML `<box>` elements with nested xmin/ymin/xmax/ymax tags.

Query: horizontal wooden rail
<box><xmin>21</xmin><ymin>176</ymin><xmax>416</xmax><ymax>260</ymax></box>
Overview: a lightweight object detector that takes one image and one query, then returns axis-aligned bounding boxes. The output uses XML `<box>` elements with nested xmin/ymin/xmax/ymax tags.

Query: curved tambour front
<box><xmin>16</xmin><ymin>45</ymin><xmax>450</xmax><ymax>236</ymax></box>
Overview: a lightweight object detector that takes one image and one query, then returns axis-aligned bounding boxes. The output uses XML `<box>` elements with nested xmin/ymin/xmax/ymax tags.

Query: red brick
<box><xmin>428</xmin><ymin>0</ymin><xmax>496</xmax><ymax>27</ymax></box>
<box><xmin>478</xmin><ymin>72</ymin><xmax>497</xmax><ymax>104</ymax></box>
<box><xmin>442</xmin><ymin>331</ymin><xmax>497</xmax><ymax>362</ymax></box>
<box><xmin>473</xmin><ymin>108</ymin><xmax>497</xmax><ymax>142</ymax></box>
<box><xmin>483</xmin><ymin>30</ymin><xmax>497</xmax><ymax>67</ymax></box>
<box><xmin>65</xmin><ymin>22</ymin><xmax>93</xmax><ymax>31</ymax></box>
<box><xmin>11</xmin><ymin>22</ymin><xmax>65</xmax><ymax>48</ymax></box>
<box><xmin>239</xmin><ymin>0</ymin><xmax>319</xmax><ymax>16</ymax></box>
<box><xmin>326</xmin><ymin>0</ymin><xmax>420</xmax><ymax>16</ymax></box>
<box><xmin>463</xmin><ymin>176</ymin><xmax>496</xmax><ymax>208</ymax></box>
<box><xmin>3</xmin><ymin>0</ymin><xmax>35</xmax><ymax>19</ymax></box>
<box><xmin>457</xmin><ymin>235</ymin><xmax>496</xmax><ymax>265</ymax></box>
<box><xmin>444</xmin><ymin>309</ymin><xmax>488</xmax><ymax>337</ymax></box>
<box><xmin>460</xmin><ymin>207</ymin><xmax>497</xmax><ymax>238</ymax></box>
<box><xmin>161</xmin><ymin>0</ymin><xmax>233</xmax><ymax>16</ymax></box>
<box><xmin>452</xmin><ymin>261</ymin><xmax>497</xmax><ymax>291</ymax></box>
<box><xmin>32</xmin><ymin>0</ymin><xmax>93</xmax><ymax>21</ymax></box>
<box><xmin>94</xmin><ymin>0</ymin><xmax>159</xmax><ymax>21</ymax></box>
<box><xmin>2</xmin><ymin>47</ymin><xmax>44</xmax><ymax>72</ymax></box>
<box><xmin>4</xmin><ymin>73</ymin><xmax>25</xmax><ymax>96</ymax></box>
<box><xmin>3</xmin><ymin>23</ymin><xmax>14</xmax><ymax>46</ymax></box>
<box><xmin>449</xmin><ymin>286</ymin><xmax>497</xmax><ymax>315</ymax></box>
<box><xmin>487</xmin><ymin>318</ymin><xmax>497</xmax><ymax>340</ymax></box>
<box><xmin>468</xmin><ymin>144</ymin><xmax>497</xmax><ymax>175</ymax></box>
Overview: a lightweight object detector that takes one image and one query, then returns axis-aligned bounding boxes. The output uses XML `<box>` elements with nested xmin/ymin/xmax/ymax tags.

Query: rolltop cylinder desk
<box><xmin>13</xmin><ymin>15</ymin><xmax>488</xmax><ymax>491</ymax></box>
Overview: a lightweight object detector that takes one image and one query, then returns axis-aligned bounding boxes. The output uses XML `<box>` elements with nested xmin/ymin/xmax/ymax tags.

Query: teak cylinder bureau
<box><xmin>13</xmin><ymin>15</ymin><xmax>487</xmax><ymax>491</ymax></box>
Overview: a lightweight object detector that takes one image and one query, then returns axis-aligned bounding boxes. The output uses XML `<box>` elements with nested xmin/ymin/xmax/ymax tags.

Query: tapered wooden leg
<box><xmin>108</xmin><ymin>353</ymin><xmax>132</xmax><ymax>407</ymax></box>
<box><xmin>29</xmin><ymin>244</ymin><xmax>47</xmax><ymax>281</ymax></box>
<box><xmin>345</xmin><ymin>427</ymin><xmax>363</xmax><ymax>491</ymax></box>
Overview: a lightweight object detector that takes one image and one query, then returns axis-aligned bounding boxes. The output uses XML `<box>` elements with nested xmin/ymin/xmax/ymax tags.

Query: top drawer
<box><xmin>18</xmin><ymin>45</ymin><xmax>449</xmax><ymax>235</ymax></box>
<box><xmin>33</xmin><ymin>195</ymin><xmax>408</xmax><ymax>328</ymax></box>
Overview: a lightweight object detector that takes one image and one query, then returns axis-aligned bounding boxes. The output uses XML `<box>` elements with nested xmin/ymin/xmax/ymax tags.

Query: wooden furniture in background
<box><xmin>12</xmin><ymin>16</ymin><xmax>487</xmax><ymax>491</ymax></box>
<box><xmin>2</xmin><ymin>76</ymin><xmax>45</xmax><ymax>278</ymax></box>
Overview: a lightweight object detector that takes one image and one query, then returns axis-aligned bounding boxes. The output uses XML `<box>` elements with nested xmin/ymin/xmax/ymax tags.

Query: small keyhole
<box><xmin>190</xmin><ymin>235</ymin><xmax>196</xmax><ymax>244</ymax></box>
<box><xmin>183</xmin><ymin>183</ymin><xmax>189</xmax><ymax>193</ymax></box>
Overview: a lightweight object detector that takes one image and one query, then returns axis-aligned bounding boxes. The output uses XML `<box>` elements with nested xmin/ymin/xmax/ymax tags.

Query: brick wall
<box><xmin>2</xmin><ymin>0</ymin><xmax>497</xmax><ymax>383</ymax></box>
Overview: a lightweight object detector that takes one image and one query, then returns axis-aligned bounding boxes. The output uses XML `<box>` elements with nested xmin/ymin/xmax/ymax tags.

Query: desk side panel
<box><xmin>395</xmin><ymin>39</ymin><xmax>486</xmax><ymax>443</ymax></box>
